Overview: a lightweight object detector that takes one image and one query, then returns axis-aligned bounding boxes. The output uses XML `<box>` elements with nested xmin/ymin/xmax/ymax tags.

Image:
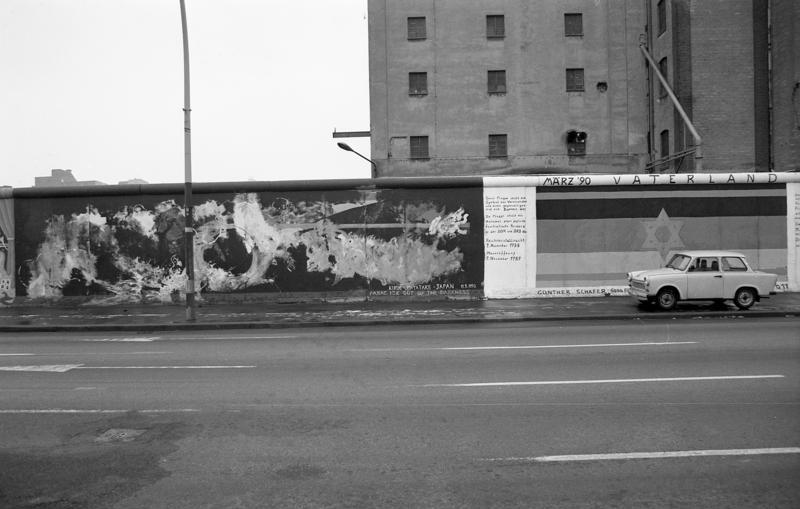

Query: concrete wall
<box><xmin>368</xmin><ymin>0</ymin><xmax>649</xmax><ymax>177</ymax></box>
<box><xmin>3</xmin><ymin>172</ymin><xmax>799</xmax><ymax>306</ymax></box>
<box><xmin>0</xmin><ymin>188</ymin><xmax>13</xmax><ymax>305</ymax></box>
<box><xmin>484</xmin><ymin>172</ymin><xmax>799</xmax><ymax>297</ymax></box>
<box><xmin>10</xmin><ymin>180</ymin><xmax>484</xmax><ymax>304</ymax></box>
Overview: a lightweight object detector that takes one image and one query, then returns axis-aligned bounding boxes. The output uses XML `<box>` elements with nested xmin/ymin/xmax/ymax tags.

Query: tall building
<box><xmin>650</xmin><ymin>0</ymin><xmax>770</xmax><ymax>172</ymax></box>
<box><xmin>367</xmin><ymin>0</ymin><xmax>800</xmax><ymax>177</ymax></box>
<box><xmin>768</xmin><ymin>0</ymin><xmax>800</xmax><ymax>172</ymax></box>
<box><xmin>368</xmin><ymin>0</ymin><xmax>649</xmax><ymax>177</ymax></box>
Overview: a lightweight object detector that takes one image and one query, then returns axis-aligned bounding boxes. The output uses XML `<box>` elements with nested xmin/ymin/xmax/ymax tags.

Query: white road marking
<box><xmin>2</xmin><ymin>352</ymin><xmax>171</xmax><ymax>356</ymax></box>
<box><xmin>73</xmin><ymin>314</ymin><xmax>169</xmax><ymax>318</ymax></box>
<box><xmin>0</xmin><ymin>365</ymin><xmax>83</xmax><ymax>372</ymax></box>
<box><xmin>74</xmin><ymin>365</ymin><xmax>256</xmax><ymax>370</ymax></box>
<box><xmin>101</xmin><ymin>334</ymin><xmax>297</xmax><ymax>342</ymax></box>
<box><xmin>418</xmin><ymin>374</ymin><xmax>785</xmax><ymax>387</ymax></box>
<box><xmin>0</xmin><ymin>408</ymin><xmax>200</xmax><ymax>414</ymax></box>
<box><xmin>0</xmin><ymin>353</ymin><xmax>34</xmax><ymax>356</ymax></box>
<box><xmin>484</xmin><ymin>448</ymin><xmax>800</xmax><ymax>463</ymax></box>
<box><xmin>82</xmin><ymin>337</ymin><xmax>159</xmax><ymax>342</ymax></box>
<box><xmin>172</xmin><ymin>335</ymin><xmax>297</xmax><ymax>340</ymax></box>
<box><xmin>356</xmin><ymin>341</ymin><xmax>696</xmax><ymax>352</ymax></box>
<box><xmin>0</xmin><ymin>364</ymin><xmax>255</xmax><ymax>372</ymax></box>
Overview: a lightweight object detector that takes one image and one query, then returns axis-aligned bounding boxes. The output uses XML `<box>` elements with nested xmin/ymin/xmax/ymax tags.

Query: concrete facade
<box><xmin>369</xmin><ymin>0</ymin><xmax>800</xmax><ymax>177</ymax></box>
<box><xmin>368</xmin><ymin>0</ymin><xmax>649</xmax><ymax>177</ymax></box>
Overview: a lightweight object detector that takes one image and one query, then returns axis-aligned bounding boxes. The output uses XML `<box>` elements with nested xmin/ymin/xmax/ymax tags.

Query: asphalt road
<box><xmin>1</xmin><ymin>318</ymin><xmax>799</xmax><ymax>508</ymax></box>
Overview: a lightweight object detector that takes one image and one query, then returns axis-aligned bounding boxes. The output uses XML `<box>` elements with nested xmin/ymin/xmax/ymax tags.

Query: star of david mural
<box><xmin>641</xmin><ymin>208</ymin><xmax>685</xmax><ymax>261</ymax></box>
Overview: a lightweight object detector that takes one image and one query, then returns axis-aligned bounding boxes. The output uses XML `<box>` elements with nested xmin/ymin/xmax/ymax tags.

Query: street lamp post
<box><xmin>337</xmin><ymin>142</ymin><xmax>377</xmax><ymax>178</ymax></box>
<box><xmin>179</xmin><ymin>0</ymin><xmax>196</xmax><ymax>321</ymax></box>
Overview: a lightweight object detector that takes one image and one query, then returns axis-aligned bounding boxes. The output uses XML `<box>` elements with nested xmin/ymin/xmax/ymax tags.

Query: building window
<box><xmin>409</xmin><ymin>72</ymin><xmax>428</xmax><ymax>96</ymax></box>
<box><xmin>658</xmin><ymin>57</ymin><xmax>668</xmax><ymax>97</ymax></box>
<box><xmin>566</xmin><ymin>68</ymin><xmax>584</xmax><ymax>92</ymax></box>
<box><xmin>410</xmin><ymin>136</ymin><xmax>429</xmax><ymax>159</ymax></box>
<box><xmin>564</xmin><ymin>13</ymin><xmax>583</xmax><ymax>36</ymax></box>
<box><xmin>567</xmin><ymin>130</ymin><xmax>587</xmax><ymax>155</ymax></box>
<box><xmin>489</xmin><ymin>134</ymin><xmax>508</xmax><ymax>158</ymax></box>
<box><xmin>408</xmin><ymin>17</ymin><xmax>426</xmax><ymax>40</ymax></box>
<box><xmin>660</xmin><ymin>129</ymin><xmax>670</xmax><ymax>157</ymax></box>
<box><xmin>488</xmin><ymin>70</ymin><xmax>507</xmax><ymax>94</ymax></box>
<box><xmin>657</xmin><ymin>0</ymin><xmax>667</xmax><ymax>35</ymax></box>
<box><xmin>486</xmin><ymin>15</ymin><xmax>505</xmax><ymax>39</ymax></box>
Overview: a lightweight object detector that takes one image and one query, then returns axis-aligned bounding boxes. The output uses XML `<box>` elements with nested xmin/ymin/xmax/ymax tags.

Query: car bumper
<box><xmin>628</xmin><ymin>286</ymin><xmax>651</xmax><ymax>300</ymax></box>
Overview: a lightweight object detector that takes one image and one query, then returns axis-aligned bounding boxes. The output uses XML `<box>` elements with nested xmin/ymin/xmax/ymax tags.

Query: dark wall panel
<box><xmin>14</xmin><ymin>184</ymin><xmax>484</xmax><ymax>303</ymax></box>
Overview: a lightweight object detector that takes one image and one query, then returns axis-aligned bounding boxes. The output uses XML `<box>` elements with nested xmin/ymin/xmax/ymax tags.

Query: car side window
<box><xmin>689</xmin><ymin>257</ymin><xmax>719</xmax><ymax>272</ymax></box>
<box><xmin>722</xmin><ymin>257</ymin><xmax>747</xmax><ymax>272</ymax></box>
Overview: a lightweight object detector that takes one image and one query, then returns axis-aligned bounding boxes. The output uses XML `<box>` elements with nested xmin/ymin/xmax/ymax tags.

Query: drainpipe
<box><xmin>639</xmin><ymin>43</ymin><xmax>703</xmax><ymax>171</ymax></box>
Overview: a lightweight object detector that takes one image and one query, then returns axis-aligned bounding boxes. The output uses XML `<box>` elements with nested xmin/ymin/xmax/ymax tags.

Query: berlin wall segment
<box><xmin>8</xmin><ymin>179</ymin><xmax>484</xmax><ymax>306</ymax></box>
<box><xmin>483</xmin><ymin>172</ymin><xmax>799</xmax><ymax>298</ymax></box>
<box><xmin>2</xmin><ymin>172</ymin><xmax>799</xmax><ymax>307</ymax></box>
<box><xmin>0</xmin><ymin>187</ymin><xmax>12</xmax><ymax>305</ymax></box>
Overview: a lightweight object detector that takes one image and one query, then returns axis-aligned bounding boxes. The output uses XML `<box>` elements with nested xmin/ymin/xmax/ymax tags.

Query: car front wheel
<box><xmin>734</xmin><ymin>287</ymin><xmax>756</xmax><ymax>310</ymax></box>
<box><xmin>656</xmin><ymin>288</ymin><xmax>678</xmax><ymax>311</ymax></box>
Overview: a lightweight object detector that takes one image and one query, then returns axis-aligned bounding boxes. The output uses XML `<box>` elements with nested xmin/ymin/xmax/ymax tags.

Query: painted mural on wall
<box><xmin>535</xmin><ymin>183</ymin><xmax>788</xmax><ymax>288</ymax></box>
<box><xmin>0</xmin><ymin>197</ymin><xmax>13</xmax><ymax>305</ymax></box>
<box><xmin>14</xmin><ymin>187</ymin><xmax>483</xmax><ymax>303</ymax></box>
<box><xmin>0</xmin><ymin>234</ymin><xmax>12</xmax><ymax>306</ymax></box>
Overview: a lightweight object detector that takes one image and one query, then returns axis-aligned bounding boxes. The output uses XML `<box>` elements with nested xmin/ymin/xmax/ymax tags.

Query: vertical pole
<box><xmin>179</xmin><ymin>0</ymin><xmax>196</xmax><ymax>321</ymax></box>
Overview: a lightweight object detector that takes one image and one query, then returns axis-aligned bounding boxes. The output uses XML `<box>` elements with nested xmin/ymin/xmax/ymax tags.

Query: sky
<box><xmin>0</xmin><ymin>0</ymin><xmax>372</xmax><ymax>188</ymax></box>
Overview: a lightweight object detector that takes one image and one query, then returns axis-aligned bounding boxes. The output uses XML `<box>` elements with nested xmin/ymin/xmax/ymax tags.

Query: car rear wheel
<box><xmin>734</xmin><ymin>287</ymin><xmax>756</xmax><ymax>310</ymax></box>
<box><xmin>656</xmin><ymin>288</ymin><xmax>678</xmax><ymax>311</ymax></box>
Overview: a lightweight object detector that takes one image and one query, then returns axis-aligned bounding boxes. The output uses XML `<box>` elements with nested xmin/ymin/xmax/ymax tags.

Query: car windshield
<box><xmin>665</xmin><ymin>254</ymin><xmax>691</xmax><ymax>270</ymax></box>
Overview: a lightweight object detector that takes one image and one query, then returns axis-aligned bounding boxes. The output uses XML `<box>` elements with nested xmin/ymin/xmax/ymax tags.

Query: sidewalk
<box><xmin>1</xmin><ymin>293</ymin><xmax>799</xmax><ymax>332</ymax></box>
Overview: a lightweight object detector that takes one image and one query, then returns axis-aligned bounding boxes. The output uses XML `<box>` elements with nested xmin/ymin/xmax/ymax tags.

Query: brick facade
<box><xmin>770</xmin><ymin>0</ymin><xmax>800</xmax><ymax>171</ymax></box>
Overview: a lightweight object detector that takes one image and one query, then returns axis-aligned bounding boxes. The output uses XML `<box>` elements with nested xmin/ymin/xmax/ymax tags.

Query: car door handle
<box><xmin>714</xmin><ymin>275</ymin><xmax>722</xmax><ymax>278</ymax></box>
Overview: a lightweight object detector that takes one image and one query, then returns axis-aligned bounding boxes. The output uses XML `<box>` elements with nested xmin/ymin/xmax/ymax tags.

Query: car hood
<box><xmin>628</xmin><ymin>268</ymin><xmax>682</xmax><ymax>280</ymax></box>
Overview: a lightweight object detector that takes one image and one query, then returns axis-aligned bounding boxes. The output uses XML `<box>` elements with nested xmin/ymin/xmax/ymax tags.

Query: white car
<box><xmin>628</xmin><ymin>250</ymin><xmax>778</xmax><ymax>310</ymax></box>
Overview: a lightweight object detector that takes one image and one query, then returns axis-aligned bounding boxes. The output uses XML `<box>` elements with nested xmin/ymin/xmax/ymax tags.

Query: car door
<box><xmin>686</xmin><ymin>256</ymin><xmax>723</xmax><ymax>299</ymax></box>
<box><xmin>721</xmin><ymin>256</ymin><xmax>750</xmax><ymax>298</ymax></box>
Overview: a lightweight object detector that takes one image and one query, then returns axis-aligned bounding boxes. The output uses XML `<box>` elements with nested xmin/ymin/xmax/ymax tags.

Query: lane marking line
<box><xmin>0</xmin><ymin>408</ymin><xmax>200</xmax><ymax>414</ymax></box>
<box><xmin>74</xmin><ymin>365</ymin><xmax>256</xmax><ymax>370</ymax></box>
<box><xmin>0</xmin><ymin>365</ymin><xmax>83</xmax><ymax>372</ymax></box>
<box><xmin>484</xmin><ymin>447</ymin><xmax>800</xmax><ymax>463</ymax></box>
<box><xmin>0</xmin><ymin>364</ymin><xmax>255</xmax><ymax>372</ymax></box>
<box><xmin>82</xmin><ymin>337</ymin><xmax>159</xmax><ymax>342</ymax></box>
<box><xmin>0</xmin><ymin>354</ymin><xmax>35</xmax><ymax>356</ymax></box>
<box><xmin>172</xmin><ymin>335</ymin><xmax>297</xmax><ymax>340</ymax></box>
<box><xmin>68</xmin><ymin>314</ymin><xmax>169</xmax><ymax>319</ymax></box>
<box><xmin>2</xmin><ymin>352</ymin><xmax>172</xmax><ymax>356</ymax></box>
<box><xmin>356</xmin><ymin>341</ymin><xmax>697</xmax><ymax>352</ymax></box>
<box><xmin>417</xmin><ymin>374</ymin><xmax>785</xmax><ymax>387</ymax></box>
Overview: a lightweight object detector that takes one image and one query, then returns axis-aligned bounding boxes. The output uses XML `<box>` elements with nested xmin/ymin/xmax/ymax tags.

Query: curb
<box><xmin>1</xmin><ymin>309</ymin><xmax>797</xmax><ymax>333</ymax></box>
